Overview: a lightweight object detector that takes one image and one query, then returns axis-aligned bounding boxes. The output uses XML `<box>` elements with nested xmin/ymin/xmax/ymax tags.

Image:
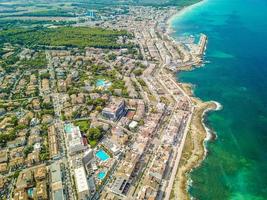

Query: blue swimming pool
<box><xmin>97</xmin><ymin>171</ymin><xmax>106</xmax><ymax>180</ymax></box>
<box><xmin>27</xmin><ymin>188</ymin><xmax>34</xmax><ymax>198</ymax></box>
<box><xmin>96</xmin><ymin>79</ymin><xmax>111</xmax><ymax>89</ymax></box>
<box><xmin>64</xmin><ymin>124</ymin><xmax>73</xmax><ymax>133</ymax></box>
<box><xmin>96</xmin><ymin>79</ymin><xmax>106</xmax><ymax>87</ymax></box>
<box><xmin>96</xmin><ymin>149</ymin><xmax>110</xmax><ymax>161</ymax></box>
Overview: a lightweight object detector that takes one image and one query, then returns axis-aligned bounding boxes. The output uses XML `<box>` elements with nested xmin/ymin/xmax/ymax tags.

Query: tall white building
<box><xmin>82</xmin><ymin>149</ymin><xmax>94</xmax><ymax>173</ymax></box>
<box><xmin>74</xmin><ymin>167</ymin><xmax>90</xmax><ymax>200</ymax></box>
<box><xmin>64</xmin><ymin>124</ymin><xmax>87</xmax><ymax>155</ymax></box>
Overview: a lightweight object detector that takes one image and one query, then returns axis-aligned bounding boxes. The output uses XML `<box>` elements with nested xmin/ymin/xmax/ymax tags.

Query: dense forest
<box><xmin>0</xmin><ymin>27</ymin><xmax>132</xmax><ymax>49</ymax></box>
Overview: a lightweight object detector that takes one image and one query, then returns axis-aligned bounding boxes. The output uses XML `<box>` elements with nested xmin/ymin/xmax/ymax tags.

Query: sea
<box><xmin>171</xmin><ymin>0</ymin><xmax>267</xmax><ymax>199</ymax></box>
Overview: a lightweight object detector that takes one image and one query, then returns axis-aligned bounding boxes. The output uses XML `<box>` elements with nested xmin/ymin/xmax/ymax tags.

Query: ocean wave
<box><xmin>211</xmin><ymin>100</ymin><xmax>223</xmax><ymax>111</ymax></box>
<box><xmin>201</xmin><ymin>101</ymin><xmax>222</xmax><ymax>157</ymax></box>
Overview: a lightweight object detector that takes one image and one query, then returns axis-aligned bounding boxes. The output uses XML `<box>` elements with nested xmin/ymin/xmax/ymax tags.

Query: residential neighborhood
<box><xmin>0</xmin><ymin>1</ymin><xmax>208</xmax><ymax>200</ymax></box>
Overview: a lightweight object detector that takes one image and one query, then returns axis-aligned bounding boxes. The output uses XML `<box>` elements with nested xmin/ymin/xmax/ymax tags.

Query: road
<box><xmin>135</xmin><ymin>23</ymin><xmax>196</xmax><ymax>200</ymax></box>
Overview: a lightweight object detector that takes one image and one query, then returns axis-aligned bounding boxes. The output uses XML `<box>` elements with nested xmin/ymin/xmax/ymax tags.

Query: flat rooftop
<box><xmin>74</xmin><ymin>167</ymin><xmax>89</xmax><ymax>193</ymax></box>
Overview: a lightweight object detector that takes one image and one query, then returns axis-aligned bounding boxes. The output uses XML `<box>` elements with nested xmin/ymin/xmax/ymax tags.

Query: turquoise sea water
<box><xmin>171</xmin><ymin>0</ymin><xmax>267</xmax><ymax>199</ymax></box>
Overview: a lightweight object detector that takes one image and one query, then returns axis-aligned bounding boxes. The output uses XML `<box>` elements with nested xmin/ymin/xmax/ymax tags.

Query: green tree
<box><xmin>87</xmin><ymin>127</ymin><xmax>102</xmax><ymax>141</ymax></box>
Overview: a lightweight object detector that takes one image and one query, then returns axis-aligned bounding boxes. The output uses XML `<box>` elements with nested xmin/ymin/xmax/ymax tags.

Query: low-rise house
<box><xmin>42</xmin><ymin>114</ymin><xmax>53</xmax><ymax>124</ymax></box>
<box><xmin>111</xmin><ymin>127</ymin><xmax>128</xmax><ymax>146</ymax></box>
<box><xmin>17</xmin><ymin>129</ymin><xmax>28</xmax><ymax>137</ymax></box>
<box><xmin>26</xmin><ymin>151</ymin><xmax>40</xmax><ymax>166</ymax></box>
<box><xmin>13</xmin><ymin>188</ymin><xmax>28</xmax><ymax>200</ymax></box>
<box><xmin>0</xmin><ymin>117</ymin><xmax>12</xmax><ymax>130</ymax></box>
<box><xmin>43</xmin><ymin>96</ymin><xmax>51</xmax><ymax>104</ymax></box>
<box><xmin>32</xmin><ymin>99</ymin><xmax>41</xmax><ymax>110</ymax></box>
<box><xmin>0</xmin><ymin>149</ymin><xmax>8</xmax><ymax>163</ymax></box>
<box><xmin>42</xmin><ymin>79</ymin><xmax>50</xmax><ymax>92</ymax></box>
<box><xmin>30</xmin><ymin>118</ymin><xmax>40</xmax><ymax>126</ymax></box>
<box><xmin>77</xmin><ymin>93</ymin><xmax>85</xmax><ymax>104</ymax></box>
<box><xmin>36</xmin><ymin>181</ymin><xmax>48</xmax><ymax>200</ymax></box>
<box><xmin>9</xmin><ymin>157</ymin><xmax>25</xmax><ymax>169</ymax></box>
<box><xmin>138</xmin><ymin>186</ymin><xmax>157</xmax><ymax>200</ymax></box>
<box><xmin>48</xmin><ymin>126</ymin><xmax>59</xmax><ymax>159</ymax></box>
<box><xmin>114</xmin><ymin>89</ymin><xmax>122</xmax><ymax>96</ymax></box>
<box><xmin>129</xmin><ymin>121</ymin><xmax>138</xmax><ymax>131</ymax></box>
<box><xmin>28</xmin><ymin>134</ymin><xmax>42</xmax><ymax>145</ymax></box>
<box><xmin>0</xmin><ymin>163</ymin><xmax>8</xmax><ymax>174</ymax></box>
<box><xmin>133</xmin><ymin>100</ymin><xmax>145</xmax><ymax>121</ymax></box>
<box><xmin>10</xmin><ymin>147</ymin><xmax>24</xmax><ymax>158</ymax></box>
<box><xmin>57</xmin><ymin>79</ymin><xmax>67</xmax><ymax>92</ymax></box>
<box><xmin>16</xmin><ymin>169</ymin><xmax>34</xmax><ymax>190</ymax></box>
<box><xmin>89</xmin><ymin>93</ymin><xmax>100</xmax><ymax>100</ymax></box>
<box><xmin>35</xmin><ymin>166</ymin><xmax>47</xmax><ymax>181</ymax></box>
<box><xmin>7</xmin><ymin>136</ymin><xmax>26</xmax><ymax>148</ymax></box>
<box><xmin>18</xmin><ymin>112</ymin><xmax>34</xmax><ymax>126</ymax></box>
<box><xmin>0</xmin><ymin>177</ymin><xmax>6</xmax><ymax>191</ymax></box>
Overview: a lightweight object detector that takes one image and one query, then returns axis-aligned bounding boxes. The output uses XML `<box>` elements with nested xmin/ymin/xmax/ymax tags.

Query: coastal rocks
<box><xmin>171</xmin><ymin>98</ymin><xmax>217</xmax><ymax>200</ymax></box>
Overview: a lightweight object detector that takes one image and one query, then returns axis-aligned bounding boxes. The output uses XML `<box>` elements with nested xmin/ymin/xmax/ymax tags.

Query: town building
<box><xmin>82</xmin><ymin>149</ymin><xmax>94</xmax><ymax>172</ymax></box>
<box><xmin>50</xmin><ymin>162</ymin><xmax>65</xmax><ymax>200</ymax></box>
<box><xmin>64</xmin><ymin>123</ymin><xmax>87</xmax><ymax>155</ymax></box>
<box><xmin>48</xmin><ymin>125</ymin><xmax>60</xmax><ymax>159</ymax></box>
<box><xmin>0</xmin><ymin>149</ymin><xmax>8</xmax><ymax>163</ymax></box>
<box><xmin>102</xmin><ymin>98</ymin><xmax>126</xmax><ymax>121</ymax></box>
<box><xmin>74</xmin><ymin>167</ymin><xmax>90</xmax><ymax>200</ymax></box>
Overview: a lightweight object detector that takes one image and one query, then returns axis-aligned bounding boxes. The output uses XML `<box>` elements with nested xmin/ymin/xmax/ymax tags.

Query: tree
<box><xmin>87</xmin><ymin>127</ymin><xmax>102</xmax><ymax>141</ymax></box>
<box><xmin>75</xmin><ymin>120</ymin><xmax>89</xmax><ymax>132</ymax></box>
<box><xmin>24</xmin><ymin>145</ymin><xmax>33</xmax><ymax>157</ymax></box>
<box><xmin>133</xmin><ymin>69</ymin><xmax>143</xmax><ymax>76</ymax></box>
<box><xmin>40</xmin><ymin>144</ymin><xmax>49</xmax><ymax>161</ymax></box>
<box><xmin>96</xmin><ymin>106</ymin><xmax>103</xmax><ymax>112</ymax></box>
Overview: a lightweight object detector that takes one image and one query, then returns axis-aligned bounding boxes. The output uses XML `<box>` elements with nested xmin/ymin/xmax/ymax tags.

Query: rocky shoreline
<box><xmin>170</xmin><ymin>86</ymin><xmax>218</xmax><ymax>199</ymax></box>
<box><xmin>166</xmin><ymin>1</ymin><xmax>222</xmax><ymax>198</ymax></box>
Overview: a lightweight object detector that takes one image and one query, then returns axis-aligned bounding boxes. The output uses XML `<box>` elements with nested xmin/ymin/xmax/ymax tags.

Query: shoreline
<box><xmin>166</xmin><ymin>1</ymin><xmax>221</xmax><ymax>199</ymax></box>
<box><xmin>170</xmin><ymin>95</ymin><xmax>219</xmax><ymax>200</ymax></box>
<box><xmin>202</xmin><ymin>100</ymin><xmax>222</xmax><ymax>142</ymax></box>
<box><xmin>166</xmin><ymin>0</ymin><xmax>206</xmax><ymax>35</ymax></box>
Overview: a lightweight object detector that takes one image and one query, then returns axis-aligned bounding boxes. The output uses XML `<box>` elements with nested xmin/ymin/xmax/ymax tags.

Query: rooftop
<box><xmin>50</xmin><ymin>162</ymin><xmax>62</xmax><ymax>184</ymax></box>
<box><xmin>74</xmin><ymin>167</ymin><xmax>89</xmax><ymax>193</ymax></box>
<box><xmin>103</xmin><ymin>97</ymin><xmax>125</xmax><ymax>113</ymax></box>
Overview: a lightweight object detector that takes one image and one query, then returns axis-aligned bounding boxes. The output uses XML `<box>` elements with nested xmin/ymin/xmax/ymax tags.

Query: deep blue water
<box><xmin>172</xmin><ymin>0</ymin><xmax>267</xmax><ymax>199</ymax></box>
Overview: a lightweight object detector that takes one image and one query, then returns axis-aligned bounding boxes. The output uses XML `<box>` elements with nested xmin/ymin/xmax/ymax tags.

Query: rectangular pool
<box><xmin>96</xmin><ymin>149</ymin><xmax>110</xmax><ymax>161</ymax></box>
<box><xmin>97</xmin><ymin>171</ymin><xmax>106</xmax><ymax>180</ymax></box>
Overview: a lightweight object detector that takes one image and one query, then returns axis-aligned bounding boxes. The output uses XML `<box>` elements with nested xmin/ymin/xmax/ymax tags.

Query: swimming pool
<box><xmin>96</xmin><ymin>79</ymin><xmax>106</xmax><ymax>87</ymax></box>
<box><xmin>27</xmin><ymin>188</ymin><xmax>34</xmax><ymax>198</ymax></box>
<box><xmin>97</xmin><ymin>171</ymin><xmax>106</xmax><ymax>180</ymax></box>
<box><xmin>64</xmin><ymin>124</ymin><xmax>73</xmax><ymax>133</ymax></box>
<box><xmin>96</xmin><ymin>149</ymin><xmax>110</xmax><ymax>161</ymax></box>
<box><xmin>96</xmin><ymin>79</ymin><xmax>111</xmax><ymax>89</ymax></box>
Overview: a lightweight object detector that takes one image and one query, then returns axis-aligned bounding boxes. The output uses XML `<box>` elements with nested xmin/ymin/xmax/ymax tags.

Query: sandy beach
<box><xmin>166</xmin><ymin>0</ymin><xmax>206</xmax><ymax>35</ymax></box>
